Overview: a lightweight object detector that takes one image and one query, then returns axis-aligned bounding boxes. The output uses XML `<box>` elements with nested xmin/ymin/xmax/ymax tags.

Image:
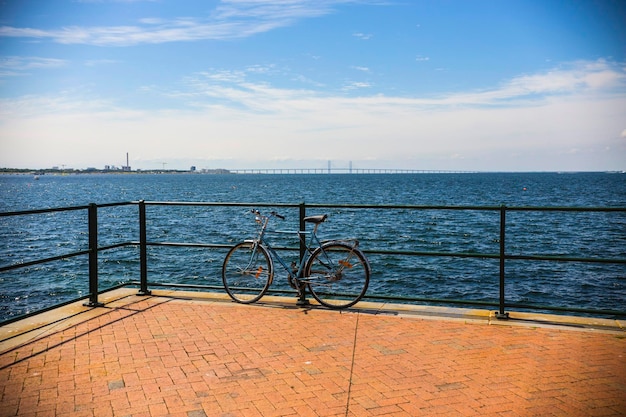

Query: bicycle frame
<box><xmin>250</xmin><ymin>210</ymin><xmax>323</xmax><ymax>281</ymax></box>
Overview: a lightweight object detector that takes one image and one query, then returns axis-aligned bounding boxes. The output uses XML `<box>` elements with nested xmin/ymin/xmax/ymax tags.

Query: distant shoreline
<box><xmin>0</xmin><ymin>168</ymin><xmax>232</xmax><ymax>175</ymax></box>
<box><xmin>1</xmin><ymin>168</ymin><xmax>624</xmax><ymax>175</ymax></box>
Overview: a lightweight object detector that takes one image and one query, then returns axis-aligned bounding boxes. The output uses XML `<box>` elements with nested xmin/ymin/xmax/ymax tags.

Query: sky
<box><xmin>0</xmin><ymin>0</ymin><xmax>625</xmax><ymax>172</ymax></box>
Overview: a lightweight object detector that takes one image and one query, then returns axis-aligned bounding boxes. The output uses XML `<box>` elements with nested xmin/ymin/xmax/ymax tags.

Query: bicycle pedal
<box><xmin>287</xmin><ymin>275</ymin><xmax>298</xmax><ymax>289</ymax></box>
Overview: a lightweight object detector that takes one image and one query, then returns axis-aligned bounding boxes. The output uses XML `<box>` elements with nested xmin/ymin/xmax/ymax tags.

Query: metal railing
<box><xmin>1</xmin><ymin>201</ymin><xmax>625</xmax><ymax>325</ymax></box>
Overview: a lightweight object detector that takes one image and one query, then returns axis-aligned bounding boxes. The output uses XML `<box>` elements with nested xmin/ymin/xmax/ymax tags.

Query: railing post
<box><xmin>496</xmin><ymin>205</ymin><xmax>509</xmax><ymax>319</ymax></box>
<box><xmin>137</xmin><ymin>200</ymin><xmax>151</xmax><ymax>296</ymax></box>
<box><xmin>299</xmin><ymin>202</ymin><xmax>306</xmax><ymax>263</ymax></box>
<box><xmin>296</xmin><ymin>202</ymin><xmax>309</xmax><ymax>306</ymax></box>
<box><xmin>84</xmin><ymin>203</ymin><xmax>103</xmax><ymax>307</ymax></box>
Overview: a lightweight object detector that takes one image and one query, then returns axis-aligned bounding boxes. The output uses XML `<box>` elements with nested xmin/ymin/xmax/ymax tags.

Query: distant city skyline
<box><xmin>1</xmin><ymin>0</ymin><xmax>625</xmax><ymax>171</ymax></box>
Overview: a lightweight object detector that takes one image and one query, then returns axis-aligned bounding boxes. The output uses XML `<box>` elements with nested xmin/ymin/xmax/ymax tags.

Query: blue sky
<box><xmin>1</xmin><ymin>0</ymin><xmax>625</xmax><ymax>171</ymax></box>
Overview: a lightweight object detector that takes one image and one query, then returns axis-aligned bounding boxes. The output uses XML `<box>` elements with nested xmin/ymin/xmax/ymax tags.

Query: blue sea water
<box><xmin>1</xmin><ymin>172</ymin><xmax>625</xmax><ymax>319</ymax></box>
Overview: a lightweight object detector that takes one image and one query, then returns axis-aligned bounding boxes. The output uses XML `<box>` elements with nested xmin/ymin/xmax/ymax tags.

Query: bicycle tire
<box><xmin>222</xmin><ymin>241</ymin><xmax>273</xmax><ymax>304</ymax></box>
<box><xmin>304</xmin><ymin>242</ymin><xmax>370</xmax><ymax>309</ymax></box>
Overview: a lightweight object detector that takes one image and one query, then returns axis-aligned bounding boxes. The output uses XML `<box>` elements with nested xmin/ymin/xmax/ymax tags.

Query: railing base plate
<box><xmin>296</xmin><ymin>298</ymin><xmax>310</xmax><ymax>307</ymax></box>
<box><xmin>83</xmin><ymin>301</ymin><xmax>104</xmax><ymax>308</ymax></box>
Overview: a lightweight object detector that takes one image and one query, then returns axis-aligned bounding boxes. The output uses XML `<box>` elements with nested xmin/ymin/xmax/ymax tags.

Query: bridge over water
<box><xmin>228</xmin><ymin>168</ymin><xmax>478</xmax><ymax>174</ymax></box>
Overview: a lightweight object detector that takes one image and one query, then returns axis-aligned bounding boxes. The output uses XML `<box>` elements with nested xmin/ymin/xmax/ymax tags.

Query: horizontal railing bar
<box><xmin>128</xmin><ymin>242</ymin><xmax>626</xmax><ymax>266</ymax></box>
<box><xmin>369</xmin><ymin>250</ymin><xmax>625</xmax><ymax>264</ymax></box>
<box><xmin>4</xmin><ymin>201</ymin><xmax>625</xmax><ymax>217</ymax></box>
<box><xmin>365</xmin><ymin>249</ymin><xmax>500</xmax><ymax>259</ymax></box>
<box><xmin>3</xmin><ymin>244</ymin><xmax>621</xmax><ymax>275</ymax></box>
<box><xmin>140</xmin><ymin>242</ymin><xmax>299</xmax><ymax>254</ymax></box>
<box><xmin>292</xmin><ymin>203</ymin><xmax>626</xmax><ymax>212</ymax></box>
<box><xmin>0</xmin><ymin>282</ymin><xmax>131</xmax><ymax>328</ymax></box>
<box><xmin>0</xmin><ymin>250</ymin><xmax>91</xmax><ymax>273</ymax></box>
<box><xmin>140</xmin><ymin>201</ymin><xmax>299</xmax><ymax>208</ymax></box>
<box><xmin>94</xmin><ymin>201</ymin><xmax>137</xmax><ymax>209</ymax></box>
<box><xmin>503</xmin><ymin>206</ymin><xmax>626</xmax><ymax>212</ymax></box>
<box><xmin>506</xmin><ymin>254</ymin><xmax>626</xmax><ymax>264</ymax></box>
<box><xmin>142</xmin><ymin>242</ymin><xmax>496</xmax><ymax>262</ymax></box>
<box><xmin>144</xmin><ymin>242</ymin><xmax>234</xmax><ymax>249</ymax></box>
<box><xmin>0</xmin><ymin>201</ymin><xmax>136</xmax><ymax>217</ymax></box>
<box><xmin>98</xmin><ymin>242</ymin><xmax>136</xmax><ymax>251</ymax></box>
<box><xmin>136</xmin><ymin>201</ymin><xmax>626</xmax><ymax>212</ymax></box>
<box><xmin>0</xmin><ymin>205</ymin><xmax>90</xmax><ymax>217</ymax></box>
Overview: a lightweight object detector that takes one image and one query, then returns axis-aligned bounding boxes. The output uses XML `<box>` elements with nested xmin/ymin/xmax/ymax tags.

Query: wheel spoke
<box><xmin>222</xmin><ymin>242</ymin><xmax>273</xmax><ymax>303</ymax></box>
<box><xmin>305</xmin><ymin>243</ymin><xmax>369</xmax><ymax>309</ymax></box>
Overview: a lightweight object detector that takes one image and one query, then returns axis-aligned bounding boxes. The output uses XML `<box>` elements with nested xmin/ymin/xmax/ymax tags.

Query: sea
<box><xmin>1</xmin><ymin>172</ymin><xmax>625</xmax><ymax>320</ymax></box>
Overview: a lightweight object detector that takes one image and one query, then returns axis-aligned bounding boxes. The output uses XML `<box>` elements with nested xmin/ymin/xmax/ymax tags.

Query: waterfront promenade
<box><xmin>0</xmin><ymin>289</ymin><xmax>624</xmax><ymax>417</ymax></box>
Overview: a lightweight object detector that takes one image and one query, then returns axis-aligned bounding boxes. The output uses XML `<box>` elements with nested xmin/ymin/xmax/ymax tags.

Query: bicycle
<box><xmin>222</xmin><ymin>209</ymin><xmax>370</xmax><ymax>309</ymax></box>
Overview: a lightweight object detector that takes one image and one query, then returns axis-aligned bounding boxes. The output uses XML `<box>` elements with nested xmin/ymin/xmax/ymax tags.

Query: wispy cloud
<box><xmin>342</xmin><ymin>81</ymin><xmax>372</xmax><ymax>91</ymax></box>
<box><xmin>0</xmin><ymin>56</ymin><xmax>67</xmax><ymax>77</ymax></box>
<box><xmin>178</xmin><ymin>59</ymin><xmax>626</xmax><ymax>110</ymax></box>
<box><xmin>433</xmin><ymin>59</ymin><xmax>626</xmax><ymax>106</ymax></box>
<box><xmin>213</xmin><ymin>0</ymin><xmax>337</xmax><ymax>21</ymax></box>
<box><xmin>7</xmin><ymin>59</ymin><xmax>620</xmax><ymax>114</ymax></box>
<box><xmin>0</xmin><ymin>94</ymin><xmax>116</xmax><ymax>119</ymax></box>
<box><xmin>0</xmin><ymin>0</ymin><xmax>354</xmax><ymax>46</ymax></box>
<box><xmin>352</xmin><ymin>32</ymin><xmax>372</xmax><ymax>40</ymax></box>
<box><xmin>84</xmin><ymin>59</ymin><xmax>119</xmax><ymax>67</ymax></box>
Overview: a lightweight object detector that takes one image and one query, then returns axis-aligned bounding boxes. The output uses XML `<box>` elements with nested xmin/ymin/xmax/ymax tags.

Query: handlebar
<box><xmin>251</xmin><ymin>209</ymin><xmax>285</xmax><ymax>221</ymax></box>
<box><xmin>272</xmin><ymin>211</ymin><xmax>285</xmax><ymax>220</ymax></box>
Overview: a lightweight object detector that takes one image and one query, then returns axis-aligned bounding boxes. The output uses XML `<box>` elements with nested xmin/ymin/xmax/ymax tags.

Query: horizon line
<box><xmin>1</xmin><ymin>167</ymin><xmax>624</xmax><ymax>175</ymax></box>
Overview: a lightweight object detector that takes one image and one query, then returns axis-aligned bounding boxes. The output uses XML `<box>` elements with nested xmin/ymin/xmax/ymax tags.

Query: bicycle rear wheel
<box><xmin>222</xmin><ymin>241</ymin><xmax>273</xmax><ymax>304</ymax></box>
<box><xmin>304</xmin><ymin>242</ymin><xmax>370</xmax><ymax>309</ymax></box>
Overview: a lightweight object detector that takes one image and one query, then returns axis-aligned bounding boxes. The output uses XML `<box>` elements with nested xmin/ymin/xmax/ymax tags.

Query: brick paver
<box><xmin>0</xmin><ymin>292</ymin><xmax>624</xmax><ymax>416</ymax></box>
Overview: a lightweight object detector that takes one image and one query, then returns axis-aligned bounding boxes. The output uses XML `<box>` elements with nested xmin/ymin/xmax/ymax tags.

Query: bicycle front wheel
<box><xmin>222</xmin><ymin>241</ymin><xmax>273</xmax><ymax>304</ymax></box>
<box><xmin>304</xmin><ymin>242</ymin><xmax>370</xmax><ymax>309</ymax></box>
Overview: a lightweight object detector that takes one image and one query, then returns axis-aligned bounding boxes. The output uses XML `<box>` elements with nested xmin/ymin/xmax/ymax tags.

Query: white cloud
<box><xmin>138</xmin><ymin>18</ymin><xmax>165</xmax><ymax>25</ymax></box>
<box><xmin>1</xmin><ymin>59</ymin><xmax>625</xmax><ymax>170</ymax></box>
<box><xmin>0</xmin><ymin>0</ymin><xmax>351</xmax><ymax>46</ymax></box>
<box><xmin>352</xmin><ymin>32</ymin><xmax>372</xmax><ymax>40</ymax></box>
<box><xmin>342</xmin><ymin>82</ymin><xmax>372</xmax><ymax>91</ymax></box>
<box><xmin>0</xmin><ymin>56</ymin><xmax>67</xmax><ymax>76</ymax></box>
<box><xmin>214</xmin><ymin>0</ymin><xmax>337</xmax><ymax>20</ymax></box>
<box><xmin>433</xmin><ymin>60</ymin><xmax>626</xmax><ymax>106</ymax></box>
<box><xmin>84</xmin><ymin>59</ymin><xmax>119</xmax><ymax>67</ymax></box>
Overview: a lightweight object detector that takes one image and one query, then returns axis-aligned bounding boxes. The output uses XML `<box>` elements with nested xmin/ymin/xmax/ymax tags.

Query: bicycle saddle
<box><xmin>304</xmin><ymin>214</ymin><xmax>328</xmax><ymax>224</ymax></box>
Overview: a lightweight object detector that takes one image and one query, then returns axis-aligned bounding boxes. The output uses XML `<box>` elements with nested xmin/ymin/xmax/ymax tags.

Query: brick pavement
<box><xmin>0</xmin><ymin>290</ymin><xmax>624</xmax><ymax>417</ymax></box>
